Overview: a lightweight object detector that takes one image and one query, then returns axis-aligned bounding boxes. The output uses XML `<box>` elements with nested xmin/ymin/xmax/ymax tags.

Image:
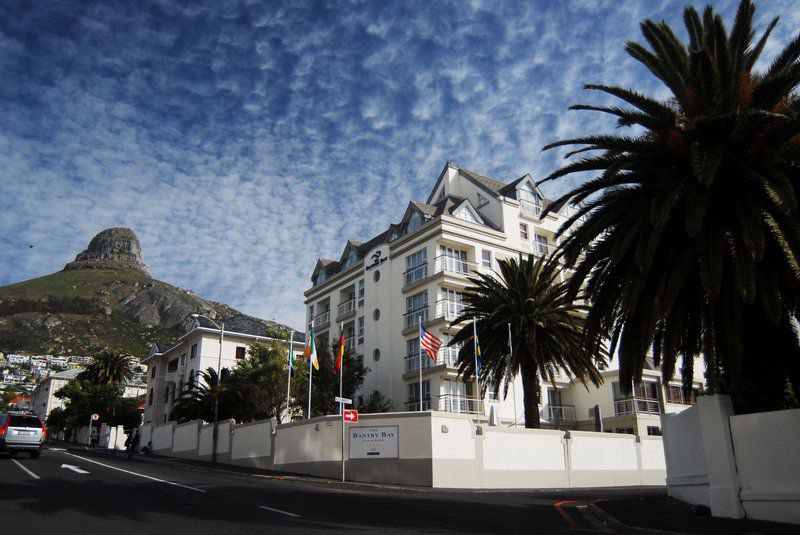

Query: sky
<box><xmin>1</xmin><ymin>0</ymin><xmax>797</xmax><ymax>331</ymax></box>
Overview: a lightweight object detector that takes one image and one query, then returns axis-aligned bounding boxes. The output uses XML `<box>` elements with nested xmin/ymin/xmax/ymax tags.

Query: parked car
<box><xmin>0</xmin><ymin>411</ymin><xmax>46</xmax><ymax>458</ymax></box>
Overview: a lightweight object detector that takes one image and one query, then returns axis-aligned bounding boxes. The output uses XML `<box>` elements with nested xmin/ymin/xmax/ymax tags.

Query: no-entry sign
<box><xmin>343</xmin><ymin>409</ymin><xmax>358</xmax><ymax>423</ymax></box>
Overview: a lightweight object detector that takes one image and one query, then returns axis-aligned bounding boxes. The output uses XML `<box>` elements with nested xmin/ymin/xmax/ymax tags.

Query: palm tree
<box><xmin>541</xmin><ymin>0</ymin><xmax>800</xmax><ymax>414</ymax></box>
<box><xmin>78</xmin><ymin>348</ymin><xmax>134</xmax><ymax>386</ymax></box>
<box><xmin>170</xmin><ymin>367</ymin><xmax>237</xmax><ymax>424</ymax></box>
<box><xmin>449</xmin><ymin>255</ymin><xmax>605</xmax><ymax>428</ymax></box>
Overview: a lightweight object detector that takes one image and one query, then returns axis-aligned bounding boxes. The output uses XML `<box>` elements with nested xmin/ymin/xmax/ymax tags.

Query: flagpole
<box><xmin>286</xmin><ymin>329</ymin><xmax>294</xmax><ymax>423</ymax></box>
<box><xmin>307</xmin><ymin>322</ymin><xmax>314</xmax><ymax>420</ymax></box>
<box><xmin>473</xmin><ymin>318</ymin><xmax>480</xmax><ymax>427</ymax></box>
<box><xmin>418</xmin><ymin>316</ymin><xmax>423</xmax><ymax>412</ymax></box>
<box><xmin>508</xmin><ymin>322</ymin><xmax>518</xmax><ymax>428</ymax></box>
<box><xmin>339</xmin><ymin>322</ymin><xmax>344</xmax><ymax>416</ymax></box>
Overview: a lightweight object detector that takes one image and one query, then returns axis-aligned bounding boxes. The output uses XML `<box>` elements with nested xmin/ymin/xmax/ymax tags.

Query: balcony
<box><xmin>433</xmin><ymin>254</ymin><xmax>475</xmax><ymax>277</ymax></box>
<box><xmin>404</xmin><ymin>307</ymin><xmax>428</xmax><ymax>330</ymax></box>
<box><xmin>613</xmin><ymin>398</ymin><xmax>660</xmax><ymax>416</ymax></box>
<box><xmin>541</xmin><ymin>404</ymin><xmax>576</xmax><ymax>424</ymax></box>
<box><xmin>344</xmin><ymin>336</ymin><xmax>356</xmax><ymax>350</ymax></box>
<box><xmin>405</xmin><ymin>353</ymin><xmax>436</xmax><ymax>373</ymax></box>
<box><xmin>403</xmin><ymin>263</ymin><xmax>428</xmax><ymax>288</ymax></box>
<box><xmin>436</xmin><ymin>394</ymin><xmax>482</xmax><ymax>415</ymax></box>
<box><xmin>336</xmin><ymin>299</ymin><xmax>356</xmax><ymax>321</ymax></box>
<box><xmin>434</xmin><ymin>299</ymin><xmax>465</xmax><ymax>321</ymax></box>
<box><xmin>519</xmin><ymin>199</ymin><xmax>542</xmax><ymax>218</ymax></box>
<box><xmin>314</xmin><ymin>310</ymin><xmax>330</xmax><ymax>329</ymax></box>
<box><xmin>532</xmin><ymin>242</ymin><xmax>553</xmax><ymax>257</ymax></box>
<box><xmin>405</xmin><ymin>398</ymin><xmax>432</xmax><ymax>411</ymax></box>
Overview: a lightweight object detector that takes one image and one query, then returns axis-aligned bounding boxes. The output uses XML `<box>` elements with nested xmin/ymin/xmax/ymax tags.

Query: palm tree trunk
<box><xmin>521</xmin><ymin>365</ymin><xmax>541</xmax><ymax>429</ymax></box>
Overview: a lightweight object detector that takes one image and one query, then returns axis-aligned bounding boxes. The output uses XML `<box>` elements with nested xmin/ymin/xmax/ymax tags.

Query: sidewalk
<box><xmin>593</xmin><ymin>495</ymin><xmax>798</xmax><ymax>534</ymax></box>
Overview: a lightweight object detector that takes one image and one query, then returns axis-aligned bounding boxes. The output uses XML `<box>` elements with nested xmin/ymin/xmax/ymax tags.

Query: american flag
<box><xmin>419</xmin><ymin>325</ymin><xmax>442</xmax><ymax>362</ymax></box>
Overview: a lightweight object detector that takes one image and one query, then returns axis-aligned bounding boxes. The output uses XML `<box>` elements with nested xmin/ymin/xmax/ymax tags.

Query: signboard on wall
<box><xmin>349</xmin><ymin>425</ymin><xmax>399</xmax><ymax>459</ymax></box>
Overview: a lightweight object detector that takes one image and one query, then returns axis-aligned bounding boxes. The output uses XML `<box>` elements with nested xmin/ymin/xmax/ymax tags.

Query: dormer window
<box><xmin>438</xmin><ymin>188</ymin><xmax>445</xmax><ymax>200</ymax></box>
<box><xmin>315</xmin><ymin>270</ymin><xmax>327</xmax><ymax>286</ymax></box>
<box><xmin>454</xmin><ymin>206</ymin><xmax>478</xmax><ymax>223</ymax></box>
<box><xmin>342</xmin><ymin>248</ymin><xmax>358</xmax><ymax>269</ymax></box>
<box><xmin>477</xmin><ymin>193</ymin><xmax>488</xmax><ymax>207</ymax></box>
<box><xmin>519</xmin><ymin>182</ymin><xmax>542</xmax><ymax>216</ymax></box>
<box><xmin>407</xmin><ymin>211</ymin><xmax>422</xmax><ymax>233</ymax></box>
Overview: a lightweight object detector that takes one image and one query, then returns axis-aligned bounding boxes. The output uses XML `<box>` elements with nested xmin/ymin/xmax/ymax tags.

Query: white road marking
<box><xmin>12</xmin><ymin>459</ymin><xmax>40</xmax><ymax>480</ymax></box>
<box><xmin>61</xmin><ymin>463</ymin><xmax>90</xmax><ymax>474</ymax></box>
<box><xmin>60</xmin><ymin>452</ymin><xmax>206</xmax><ymax>493</ymax></box>
<box><xmin>259</xmin><ymin>505</ymin><xmax>301</xmax><ymax>518</ymax></box>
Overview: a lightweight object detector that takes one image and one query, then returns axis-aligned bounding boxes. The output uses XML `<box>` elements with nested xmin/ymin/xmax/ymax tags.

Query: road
<box><xmin>0</xmin><ymin>446</ymin><xmax>658</xmax><ymax>534</ymax></box>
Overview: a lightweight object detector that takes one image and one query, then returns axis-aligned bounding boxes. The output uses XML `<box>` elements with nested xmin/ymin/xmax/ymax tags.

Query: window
<box><xmin>407</xmin><ymin>211</ymin><xmax>422</xmax><ymax>232</ymax></box>
<box><xmin>519</xmin><ymin>223</ymin><xmax>529</xmax><ymax>240</ymax></box>
<box><xmin>150</xmin><ymin>366</ymin><xmax>157</xmax><ymax>379</ymax></box>
<box><xmin>358</xmin><ymin>316</ymin><xmax>365</xmax><ymax>337</ymax></box>
<box><xmin>519</xmin><ymin>182</ymin><xmax>542</xmax><ymax>215</ymax></box>
<box><xmin>634</xmin><ymin>381</ymin><xmax>659</xmax><ymax>400</ymax></box>
<box><xmin>667</xmin><ymin>385</ymin><xmax>699</xmax><ymax>405</ymax></box>
<box><xmin>481</xmin><ymin>250</ymin><xmax>492</xmax><ymax>269</ymax></box>
<box><xmin>167</xmin><ymin>359</ymin><xmax>178</xmax><ymax>373</ymax></box>
<box><xmin>315</xmin><ymin>270</ymin><xmax>327</xmax><ymax>285</ymax></box>
<box><xmin>408</xmin><ymin>380</ymin><xmax>431</xmax><ymax>409</ymax></box>
<box><xmin>373</xmin><ymin>270</ymin><xmax>380</xmax><ymax>283</ymax></box>
<box><xmin>615</xmin><ymin>427</ymin><xmax>635</xmax><ymax>435</ymax></box>
<box><xmin>180</xmin><ymin>354</ymin><xmax>186</xmax><ymax>367</ymax></box>
<box><xmin>235</xmin><ymin>346</ymin><xmax>246</xmax><ymax>360</ymax></box>
<box><xmin>373</xmin><ymin>348</ymin><xmax>381</xmax><ymax>362</ymax></box>
<box><xmin>163</xmin><ymin>386</ymin><xmax>170</xmax><ymax>404</ymax></box>
<box><xmin>148</xmin><ymin>388</ymin><xmax>154</xmax><ymax>406</ymax></box>
<box><xmin>477</xmin><ymin>192</ymin><xmax>488</xmax><ymax>207</ymax></box>
<box><xmin>373</xmin><ymin>308</ymin><xmax>380</xmax><ymax>321</ymax></box>
<box><xmin>190</xmin><ymin>344</ymin><xmax>198</xmax><ymax>360</ymax></box>
<box><xmin>358</xmin><ymin>279</ymin><xmax>365</xmax><ymax>299</ymax></box>
<box><xmin>439</xmin><ymin>245</ymin><xmax>468</xmax><ymax>274</ymax></box>
<box><xmin>647</xmin><ymin>426</ymin><xmax>662</xmax><ymax>436</ymax></box>
<box><xmin>440</xmin><ymin>288</ymin><xmax>465</xmax><ymax>317</ymax></box>
<box><xmin>342</xmin><ymin>248</ymin><xmax>358</xmax><ymax>269</ymax></box>
<box><xmin>405</xmin><ymin>249</ymin><xmax>428</xmax><ymax>285</ymax></box>
<box><xmin>534</xmin><ymin>234</ymin><xmax>550</xmax><ymax>255</ymax></box>
<box><xmin>454</xmin><ymin>206</ymin><xmax>478</xmax><ymax>223</ymax></box>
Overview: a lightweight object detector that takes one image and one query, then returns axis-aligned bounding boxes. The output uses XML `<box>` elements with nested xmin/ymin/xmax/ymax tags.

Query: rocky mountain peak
<box><xmin>63</xmin><ymin>227</ymin><xmax>149</xmax><ymax>276</ymax></box>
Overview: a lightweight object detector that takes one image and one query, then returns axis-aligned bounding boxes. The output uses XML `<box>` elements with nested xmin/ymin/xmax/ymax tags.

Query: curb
<box><xmin>587</xmin><ymin>503</ymin><xmax>686</xmax><ymax>535</ymax></box>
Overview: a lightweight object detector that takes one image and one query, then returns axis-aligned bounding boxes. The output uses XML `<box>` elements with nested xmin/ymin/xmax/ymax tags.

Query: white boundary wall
<box><xmin>136</xmin><ymin>411</ymin><xmax>664</xmax><ymax>490</ymax></box>
<box><xmin>662</xmin><ymin>395</ymin><xmax>800</xmax><ymax>525</ymax></box>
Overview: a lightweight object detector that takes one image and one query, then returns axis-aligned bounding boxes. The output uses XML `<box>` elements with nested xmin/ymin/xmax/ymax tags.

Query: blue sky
<box><xmin>1</xmin><ymin>0</ymin><xmax>797</xmax><ymax>331</ymax></box>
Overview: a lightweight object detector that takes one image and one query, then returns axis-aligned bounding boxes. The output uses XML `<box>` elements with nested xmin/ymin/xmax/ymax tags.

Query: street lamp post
<box><xmin>190</xmin><ymin>313</ymin><xmax>224</xmax><ymax>463</ymax></box>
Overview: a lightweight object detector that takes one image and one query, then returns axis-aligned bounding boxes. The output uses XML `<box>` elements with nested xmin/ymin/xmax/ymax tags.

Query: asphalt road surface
<box><xmin>0</xmin><ymin>445</ymin><xmax>653</xmax><ymax>534</ymax></box>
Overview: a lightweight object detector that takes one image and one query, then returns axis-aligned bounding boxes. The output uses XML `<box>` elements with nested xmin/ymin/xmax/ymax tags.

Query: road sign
<box><xmin>343</xmin><ymin>409</ymin><xmax>358</xmax><ymax>423</ymax></box>
<box><xmin>90</xmin><ymin>413</ymin><xmax>100</xmax><ymax>421</ymax></box>
<box><xmin>335</xmin><ymin>396</ymin><xmax>352</xmax><ymax>405</ymax></box>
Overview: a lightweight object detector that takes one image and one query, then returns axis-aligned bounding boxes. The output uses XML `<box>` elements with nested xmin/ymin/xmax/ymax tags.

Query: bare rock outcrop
<box><xmin>64</xmin><ymin>227</ymin><xmax>149</xmax><ymax>275</ymax></box>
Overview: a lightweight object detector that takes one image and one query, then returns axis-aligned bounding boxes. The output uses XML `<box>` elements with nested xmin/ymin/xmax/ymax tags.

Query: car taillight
<box><xmin>0</xmin><ymin>420</ymin><xmax>7</xmax><ymax>437</ymax></box>
<box><xmin>40</xmin><ymin>420</ymin><xmax>47</xmax><ymax>440</ymax></box>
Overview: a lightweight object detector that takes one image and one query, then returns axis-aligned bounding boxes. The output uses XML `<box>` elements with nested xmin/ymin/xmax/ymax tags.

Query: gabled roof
<box><xmin>338</xmin><ymin>240</ymin><xmax>364</xmax><ymax>265</ymax></box>
<box><xmin>194</xmin><ymin>314</ymin><xmax>302</xmax><ymax>342</ymax></box>
<box><xmin>426</xmin><ymin>162</ymin><xmax>509</xmax><ymax>204</ymax></box>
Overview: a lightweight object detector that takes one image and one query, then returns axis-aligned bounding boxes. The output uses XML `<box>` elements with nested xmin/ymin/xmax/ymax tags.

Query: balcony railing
<box><xmin>532</xmin><ymin>242</ymin><xmax>552</xmax><ymax>257</ymax></box>
<box><xmin>613</xmin><ymin>398</ymin><xmax>660</xmax><ymax>416</ymax></box>
<box><xmin>541</xmin><ymin>404</ymin><xmax>576</xmax><ymax>423</ymax></box>
<box><xmin>519</xmin><ymin>199</ymin><xmax>542</xmax><ymax>217</ymax></box>
<box><xmin>314</xmin><ymin>310</ymin><xmax>330</xmax><ymax>328</ymax></box>
<box><xmin>436</xmin><ymin>394</ymin><xmax>482</xmax><ymax>415</ymax></box>
<box><xmin>336</xmin><ymin>299</ymin><xmax>356</xmax><ymax>320</ymax></box>
<box><xmin>405</xmin><ymin>398</ymin><xmax>432</xmax><ymax>411</ymax></box>
<box><xmin>404</xmin><ymin>307</ymin><xmax>428</xmax><ymax>329</ymax></box>
<box><xmin>344</xmin><ymin>336</ymin><xmax>355</xmax><ymax>350</ymax></box>
<box><xmin>405</xmin><ymin>353</ymin><xmax>436</xmax><ymax>373</ymax></box>
<box><xmin>433</xmin><ymin>254</ymin><xmax>474</xmax><ymax>277</ymax></box>
<box><xmin>403</xmin><ymin>263</ymin><xmax>428</xmax><ymax>287</ymax></box>
<box><xmin>434</xmin><ymin>299</ymin><xmax>465</xmax><ymax>320</ymax></box>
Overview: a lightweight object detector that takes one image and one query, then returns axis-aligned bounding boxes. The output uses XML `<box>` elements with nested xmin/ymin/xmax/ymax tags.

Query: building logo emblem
<box><xmin>366</xmin><ymin>250</ymin><xmax>388</xmax><ymax>270</ymax></box>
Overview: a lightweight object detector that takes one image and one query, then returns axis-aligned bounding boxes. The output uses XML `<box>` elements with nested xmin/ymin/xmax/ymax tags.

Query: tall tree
<box><xmin>170</xmin><ymin>367</ymin><xmax>237</xmax><ymax>424</ymax></box>
<box><xmin>78</xmin><ymin>348</ymin><xmax>135</xmax><ymax>386</ymax></box>
<box><xmin>449</xmin><ymin>255</ymin><xmax>605</xmax><ymax>428</ymax></box>
<box><xmin>226</xmin><ymin>341</ymin><xmax>292</xmax><ymax>423</ymax></box>
<box><xmin>541</xmin><ymin>0</ymin><xmax>800</xmax><ymax>413</ymax></box>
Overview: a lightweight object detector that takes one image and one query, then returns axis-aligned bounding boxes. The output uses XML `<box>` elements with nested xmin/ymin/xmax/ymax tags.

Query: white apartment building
<box><xmin>142</xmin><ymin>315</ymin><xmax>305</xmax><ymax>425</ymax></box>
<box><xmin>304</xmin><ymin>163</ymin><xmax>705</xmax><ymax>435</ymax></box>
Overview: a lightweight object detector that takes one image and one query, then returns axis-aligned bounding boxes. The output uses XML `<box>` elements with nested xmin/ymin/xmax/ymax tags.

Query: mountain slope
<box><xmin>0</xmin><ymin>228</ymin><xmax>280</xmax><ymax>358</ymax></box>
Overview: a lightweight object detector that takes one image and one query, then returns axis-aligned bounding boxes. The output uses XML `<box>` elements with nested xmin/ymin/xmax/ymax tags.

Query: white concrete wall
<box><xmin>151</xmin><ymin>422</ymin><xmax>175</xmax><ymax>451</ymax></box>
<box><xmin>661</xmin><ymin>402</ymin><xmax>709</xmax><ymax>506</ymax></box>
<box><xmin>569</xmin><ymin>431</ymin><xmax>641</xmax><ymax>487</ymax></box>
<box><xmin>730</xmin><ymin>408</ymin><xmax>800</xmax><ymax>525</ymax></box>
<box><xmin>172</xmin><ymin>420</ymin><xmax>200</xmax><ymax>454</ymax></box>
<box><xmin>139</xmin><ymin>423</ymin><xmax>152</xmax><ymax>451</ymax></box>
<box><xmin>231</xmin><ymin>419</ymin><xmax>272</xmax><ymax>460</ymax></box>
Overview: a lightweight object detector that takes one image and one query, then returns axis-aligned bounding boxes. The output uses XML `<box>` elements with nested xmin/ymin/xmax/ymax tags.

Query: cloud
<box><xmin>1</xmin><ymin>0</ymin><xmax>796</xmax><ymax>334</ymax></box>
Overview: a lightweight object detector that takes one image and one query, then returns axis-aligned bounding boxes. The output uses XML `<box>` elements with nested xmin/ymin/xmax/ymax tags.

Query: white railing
<box><xmin>336</xmin><ymin>299</ymin><xmax>356</xmax><ymax>319</ymax></box>
<box><xmin>433</xmin><ymin>254</ymin><xmax>474</xmax><ymax>276</ymax></box>
<box><xmin>541</xmin><ymin>404</ymin><xmax>577</xmax><ymax>423</ymax></box>
<box><xmin>532</xmin><ymin>242</ymin><xmax>552</xmax><ymax>257</ymax></box>
<box><xmin>344</xmin><ymin>336</ymin><xmax>355</xmax><ymax>350</ymax></box>
<box><xmin>437</xmin><ymin>394</ymin><xmax>482</xmax><ymax>415</ymax></box>
<box><xmin>405</xmin><ymin>353</ymin><xmax>436</xmax><ymax>373</ymax></box>
<box><xmin>404</xmin><ymin>307</ymin><xmax>428</xmax><ymax>329</ymax></box>
<box><xmin>436</xmin><ymin>346</ymin><xmax>460</xmax><ymax>367</ymax></box>
<box><xmin>435</xmin><ymin>299</ymin><xmax>465</xmax><ymax>320</ymax></box>
<box><xmin>315</xmin><ymin>310</ymin><xmax>330</xmax><ymax>328</ymax></box>
<box><xmin>403</xmin><ymin>263</ymin><xmax>428</xmax><ymax>286</ymax></box>
<box><xmin>519</xmin><ymin>199</ymin><xmax>542</xmax><ymax>217</ymax></box>
<box><xmin>613</xmin><ymin>398</ymin><xmax>660</xmax><ymax>416</ymax></box>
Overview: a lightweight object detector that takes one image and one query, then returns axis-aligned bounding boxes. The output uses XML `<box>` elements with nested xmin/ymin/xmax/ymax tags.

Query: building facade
<box><xmin>304</xmin><ymin>163</ymin><xmax>704</xmax><ymax>435</ymax></box>
<box><xmin>142</xmin><ymin>315</ymin><xmax>305</xmax><ymax>426</ymax></box>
